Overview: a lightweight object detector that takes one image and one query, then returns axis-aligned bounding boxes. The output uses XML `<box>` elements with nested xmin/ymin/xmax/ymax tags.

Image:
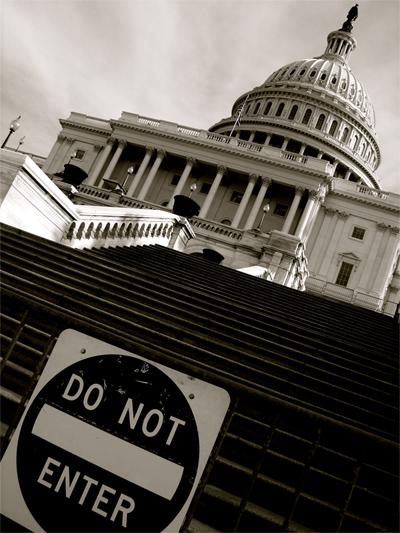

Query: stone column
<box><xmin>357</xmin><ymin>224</ymin><xmax>383</xmax><ymax>290</ymax></box>
<box><xmin>87</xmin><ymin>138</ymin><xmax>114</xmax><ymax>186</ymax></box>
<box><xmin>295</xmin><ymin>189</ymin><xmax>323</xmax><ymax>240</ymax></box>
<box><xmin>344</xmin><ymin>169</ymin><xmax>352</xmax><ymax>180</ymax></box>
<box><xmin>126</xmin><ymin>146</ymin><xmax>153</xmax><ymax>197</ymax></box>
<box><xmin>244</xmin><ymin>177</ymin><xmax>272</xmax><ymax>230</ymax></box>
<box><xmin>199</xmin><ymin>165</ymin><xmax>226</xmax><ymax>219</ymax></box>
<box><xmin>308</xmin><ymin>208</ymin><xmax>336</xmax><ymax>272</ymax></box>
<box><xmin>264</xmin><ymin>134</ymin><xmax>272</xmax><ymax>146</ymax></box>
<box><xmin>231</xmin><ymin>174</ymin><xmax>258</xmax><ymax>228</ymax></box>
<box><xmin>137</xmin><ymin>149</ymin><xmax>166</xmax><ymax>201</ymax></box>
<box><xmin>318</xmin><ymin>211</ymin><xmax>349</xmax><ymax>276</ymax></box>
<box><xmin>87</xmin><ymin>145</ymin><xmax>103</xmax><ymax>175</ymax></box>
<box><xmin>248</xmin><ymin>132</ymin><xmax>255</xmax><ymax>143</ymax></box>
<box><xmin>281</xmin><ymin>186</ymin><xmax>304</xmax><ymax>234</ymax></box>
<box><xmin>99</xmin><ymin>139</ymin><xmax>127</xmax><ymax>186</ymax></box>
<box><xmin>42</xmin><ymin>134</ymin><xmax>65</xmax><ymax>173</ymax></box>
<box><xmin>317</xmin><ymin>152</ymin><xmax>323</xmax><ymax>159</ymax></box>
<box><xmin>281</xmin><ymin>138</ymin><xmax>288</xmax><ymax>151</ymax></box>
<box><xmin>167</xmin><ymin>157</ymin><xmax>195</xmax><ymax>209</ymax></box>
<box><xmin>371</xmin><ymin>226</ymin><xmax>400</xmax><ymax>297</ymax></box>
<box><xmin>331</xmin><ymin>161</ymin><xmax>339</xmax><ymax>174</ymax></box>
<box><xmin>299</xmin><ymin>144</ymin><xmax>306</xmax><ymax>155</ymax></box>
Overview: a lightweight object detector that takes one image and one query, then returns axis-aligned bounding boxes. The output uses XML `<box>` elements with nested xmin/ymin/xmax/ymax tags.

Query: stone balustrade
<box><xmin>63</xmin><ymin>205</ymin><xmax>194</xmax><ymax>251</ymax></box>
<box><xmin>305</xmin><ymin>277</ymin><xmax>393</xmax><ymax>313</ymax></box>
<box><xmin>330</xmin><ymin>178</ymin><xmax>400</xmax><ymax>207</ymax></box>
<box><xmin>191</xmin><ymin>218</ymin><xmax>244</xmax><ymax>240</ymax></box>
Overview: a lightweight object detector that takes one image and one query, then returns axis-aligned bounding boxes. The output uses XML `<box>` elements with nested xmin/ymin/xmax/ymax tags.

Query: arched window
<box><xmin>253</xmin><ymin>102</ymin><xmax>261</xmax><ymax>114</ymax></box>
<box><xmin>288</xmin><ymin>105</ymin><xmax>298</xmax><ymax>120</ymax></box>
<box><xmin>276</xmin><ymin>103</ymin><xmax>285</xmax><ymax>117</ymax></box>
<box><xmin>263</xmin><ymin>101</ymin><xmax>272</xmax><ymax>115</ymax></box>
<box><xmin>351</xmin><ymin>135</ymin><xmax>359</xmax><ymax>150</ymax></box>
<box><xmin>302</xmin><ymin>109</ymin><xmax>312</xmax><ymax>125</ymax></box>
<box><xmin>329</xmin><ymin>120</ymin><xmax>338</xmax><ymax>136</ymax></box>
<box><xmin>315</xmin><ymin>114</ymin><xmax>325</xmax><ymax>130</ymax></box>
<box><xmin>341</xmin><ymin>127</ymin><xmax>349</xmax><ymax>142</ymax></box>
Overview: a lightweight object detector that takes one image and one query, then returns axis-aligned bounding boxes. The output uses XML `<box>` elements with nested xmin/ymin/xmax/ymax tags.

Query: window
<box><xmin>253</xmin><ymin>102</ymin><xmax>261</xmax><ymax>114</ymax></box>
<box><xmin>336</xmin><ymin>262</ymin><xmax>353</xmax><ymax>287</ymax></box>
<box><xmin>320</xmin><ymin>72</ymin><xmax>327</xmax><ymax>81</ymax></box>
<box><xmin>310</xmin><ymin>70</ymin><xmax>316</xmax><ymax>78</ymax></box>
<box><xmin>315</xmin><ymin>114</ymin><xmax>325</xmax><ymax>130</ymax></box>
<box><xmin>274</xmin><ymin>204</ymin><xmax>288</xmax><ymax>217</ymax></box>
<box><xmin>329</xmin><ymin>120</ymin><xmax>338</xmax><ymax>136</ymax></box>
<box><xmin>276</xmin><ymin>103</ymin><xmax>285</xmax><ymax>117</ymax></box>
<box><xmin>230</xmin><ymin>191</ymin><xmax>243</xmax><ymax>204</ymax></box>
<box><xmin>264</xmin><ymin>102</ymin><xmax>272</xmax><ymax>115</ymax></box>
<box><xmin>341</xmin><ymin>127</ymin><xmax>349</xmax><ymax>142</ymax></box>
<box><xmin>74</xmin><ymin>149</ymin><xmax>85</xmax><ymax>160</ymax></box>
<box><xmin>171</xmin><ymin>174</ymin><xmax>180</xmax><ymax>185</ymax></box>
<box><xmin>299</xmin><ymin>69</ymin><xmax>305</xmax><ymax>76</ymax></box>
<box><xmin>351</xmin><ymin>227</ymin><xmax>366</xmax><ymax>240</ymax></box>
<box><xmin>302</xmin><ymin>109</ymin><xmax>312</xmax><ymax>125</ymax></box>
<box><xmin>200</xmin><ymin>183</ymin><xmax>211</xmax><ymax>194</ymax></box>
<box><xmin>331</xmin><ymin>76</ymin><xmax>337</xmax><ymax>85</ymax></box>
<box><xmin>288</xmin><ymin>105</ymin><xmax>298</xmax><ymax>120</ymax></box>
<box><xmin>221</xmin><ymin>219</ymin><xmax>231</xmax><ymax>225</ymax></box>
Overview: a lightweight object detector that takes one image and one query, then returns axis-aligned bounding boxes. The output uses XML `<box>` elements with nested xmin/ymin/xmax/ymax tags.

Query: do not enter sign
<box><xmin>1</xmin><ymin>330</ymin><xmax>230</xmax><ymax>532</ymax></box>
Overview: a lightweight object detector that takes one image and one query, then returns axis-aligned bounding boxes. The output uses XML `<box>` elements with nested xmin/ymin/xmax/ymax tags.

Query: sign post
<box><xmin>1</xmin><ymin>330</ymin><xmax>230</xmax><ymax>532</ymax></box>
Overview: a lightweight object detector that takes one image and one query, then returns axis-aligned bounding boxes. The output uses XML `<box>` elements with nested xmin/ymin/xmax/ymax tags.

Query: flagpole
<box><xmin>228</xmin><ymin>92</ymin><xmax>250</xmax><ymax>138</ymax></box>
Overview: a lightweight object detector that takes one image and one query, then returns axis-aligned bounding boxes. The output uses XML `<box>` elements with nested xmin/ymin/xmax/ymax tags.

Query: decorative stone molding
<box><xmin>186</xmin><ymin>156</ymin><xmax>196</xmax><ymax>166</ymax></box>
<box><xmin>217</xmin><ymin>165</ymin><xmax>227</xmax><ymax>175</ymax></box>
<box><xmin>389</xmin><ymin>226</ymin><xmax>400</xmax><ymax>235</ymax></box>
<box><xmin>377</xmin><ymin>222</ymin><xmax>390</xmax><ymax>230</ymax></box>
<box><xmin>295</xmin><ymin>186</ymin><xmax>305</xmax><ymax>194</ymax></box>
<box><xmin>57</xmin><ymin>134</ymin><xmax>67</xmax><ymax>142</ymax></box>
<box><xmin>261</xmin><ymin>176</ymin><xmax>272</xmax><ymax>187</ymax></box>
<box><xmin>336</xmin><ymin>210</ymin><xmax>349</xmax><ymax>218</ymax></box>
<box><xmin>324</xmin><ymin>207</ymin><xmax>336</xmax><ymax>215</ymax></box>
<box><xmin>248</xmin><ymin>173</ymin><xmax>258</xmax><ymax>183</ymax></box>
<box><xmin>94</xmin><ymin>145</ymin><xmax>103</xmax><ymax>152</ymax></box>
<box><xmin>117</xmin><ymin>139</ymin><xmax>127</xmax><ymax>149</ymax></box>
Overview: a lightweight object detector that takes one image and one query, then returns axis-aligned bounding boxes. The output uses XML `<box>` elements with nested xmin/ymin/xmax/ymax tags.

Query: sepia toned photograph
<box><xmin>0</xmin><ymin>1</ymin><xmax>399</xmax><ymax>532</ymax></box>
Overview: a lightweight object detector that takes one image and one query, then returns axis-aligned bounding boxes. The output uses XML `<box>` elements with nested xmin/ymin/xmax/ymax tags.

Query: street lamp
<box><xmin>68</xmin><ymin>151</ymin><xmax>77</xmax><ymax>164</ymax></box>
<box><xmin>189</xmin><ymin>183</ymin><xmax>197</xmax><ymax>198</ymax></box>
<box><xmin>257</xmin><ymin>202</ymin><xmax>270</xmax><ymax>231</ymax></box>
<box><xmin>15</xmin><ymin>136</ymin><xmax>25</xmax><ymax>152</ymax></box>
<box><xmin>1</xmin><ymin>115</ymin><xmax>21</xmax><ymax>149</ymax></box>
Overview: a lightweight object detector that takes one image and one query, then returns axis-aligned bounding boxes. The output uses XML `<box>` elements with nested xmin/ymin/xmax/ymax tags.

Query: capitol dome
<box><xmin>210</xmin><ymin>14</ymin><xmax>381</xmax><ymax>189</ymax></box>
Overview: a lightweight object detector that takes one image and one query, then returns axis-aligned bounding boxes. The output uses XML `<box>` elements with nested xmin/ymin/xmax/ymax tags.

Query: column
<box><xmin>344</xmin><ymin>169</ymin><xmax>352</xmax><ymax>180</ymax></box>
<box><xmin>281</xmin><ymin>138</ymin><xmax>289</xmax><ymax>151</ymax></box>
<box><xmin>318</xmin><ymin>211</ymin><xmax>349</xmax><ymax>276</ymax></box>
<box><xmin>295</xmin><ymin>189</ymin><xmax>320</xmax><ymax>239</ymax></box>
<box><xmin>87</xmin><ymin>145</ymin><xmax>103</xmax><ymax>175</ymax></box>
<box><xmin>127</xmin><ymin>146</ymin><xmax>153</xmax><ymax>197</ymax></box>
<box><xmin>231</xmin><ymin>174</ymin><xmax>258</xmax><ymax>228</ymax></box>
<box><xmin>299</xmin><ymin>144</ymin><xmax>306</xmax><ymax>155</ymax></box>
<box><xmin>244</xmin><ymin>177</ymin><xmax>272</xmax><ymax>230</ymax></box>
<box><xmin>87</xmin><ymin>138</ymin><xmax>114</xmax><ymax>185</ymax></box>
<box><xmin>99</xmin><ymin>139</ymin><xmax>127</xmax><ymax>186</ymax></box>
<box><xmin>371</xmin><ymin>226</ymin><xmax>400</xmax><ymax>297</ymax></box>
<box><xmin>357</xmin><ymin>224</ymin><xmax>383</xmax><ymax>290</ymax></box>
<box><xmin>308</xmin><ymin>208</ymin><xmax>336</xmax><ymax>272</ymax></box>
<box><xmin>248</xmin><ymin>132</ymin><xmax>255</xmax><ymax>143</ymax></box>
<box><xmin>317</xmin><ymin>152</ymin><xmax>323</xmax><ymax>159</ymax></box>
<box><xmin>137</xmin><ymin>149</ymin><xmax>166</xmax><ymax>200</ymax></box>
<box><xmin>41</xmin><ymin>134</ymin><xmax>65</xmax><ymax>173</ymax></box>
<box><xmin>281</xmin><ymin>186</ymin><xmax>304</xmax><ymax>234</ymax></box>
<box><xmin>199</xmin><ymin>165</ymin><xmax>226</xmax><ymax>219</ymax></box>
<box><xmin>331</xmin><ymin>161</ymin><xmax>339</xmax><ymax>174</ymax></box>
<box><xmin>264</xmin><ymin>134</ymin><xmax>272</xmax><ymax>146</ymax></box>
<box><xmin>167</xmin><ymin>157</ymin><xmax>195</xmax><ymax>209</ymax></box>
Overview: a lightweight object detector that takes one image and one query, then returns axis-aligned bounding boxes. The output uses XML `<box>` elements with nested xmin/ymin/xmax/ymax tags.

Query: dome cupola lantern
<box><xmin>322</xmin><ymin>4</ymin><xmax>359</xmax><ymax>63</ymax></box>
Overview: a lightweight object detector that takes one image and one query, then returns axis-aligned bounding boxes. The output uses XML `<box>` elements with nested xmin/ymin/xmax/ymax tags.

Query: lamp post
<box><xmin>1</xmin><ymin>115</ymin><xmax>21</xmax><ymax>149</ymax></box>
<box><xmin>68</xmin><ymin>151</ymin><xmax>77</xmax><ymax>164</ymax></box>
<box><xmin>15</xmin><ymin>136</ymin><xmax>25</xmax><ymax>152</ymax></box>
<box><xmin>189</xmin><ymin>183</ymin><xmax>197</xmax><ymax>198</ymax></box>
<box><xmin>257</xmin><ymin>203</ymin><xmax>270</xmax><ymax>231</ymax></box>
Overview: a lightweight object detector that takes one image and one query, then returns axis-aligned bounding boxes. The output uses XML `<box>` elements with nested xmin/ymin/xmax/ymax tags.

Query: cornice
<box><xmin>328</xmin><ymin>189</ymin><xmax>400</xmax><ymax>213</ymax></box>
<box><xmin>59</xmin><ymin>119</ymin><xmax>111</xmax><ymax>137</ymax></box>
<box><xmin>111</xmin><ymin>121</ymin><xmax>329</xmax><ymax>179</ymax></box>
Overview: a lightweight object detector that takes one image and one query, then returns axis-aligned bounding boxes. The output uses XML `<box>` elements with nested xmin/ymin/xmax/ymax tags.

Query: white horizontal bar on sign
<box><xmin>32</xmin><ymin>404</ymin><xmax>184</xmax><ymax>500</ymax></box>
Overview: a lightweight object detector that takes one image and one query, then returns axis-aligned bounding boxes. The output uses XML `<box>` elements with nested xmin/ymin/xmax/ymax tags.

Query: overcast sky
<box><xmin>1</xmin><ymin>0</ymin><xmax>399</xmax><ymax>193</ymax></box>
